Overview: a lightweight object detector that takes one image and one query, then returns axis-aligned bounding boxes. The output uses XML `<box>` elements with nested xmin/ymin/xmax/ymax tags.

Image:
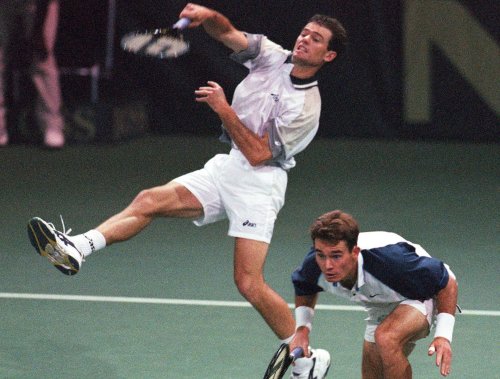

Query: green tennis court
<box><xmin>1</xmin><ymin>135</ymin><xmax>498</xmax><ymax>378</ymax></box>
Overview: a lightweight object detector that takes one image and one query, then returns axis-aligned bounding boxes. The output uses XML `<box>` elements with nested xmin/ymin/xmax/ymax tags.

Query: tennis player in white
<box><xmin>290</xmin><ymin>210</ymin><xmax>459</xmax><ymax>378</ymax></box>
<box><xmin>27</xmin><ymin>4</ymin><xmax>347</xmax><ymax>376</ymax></box>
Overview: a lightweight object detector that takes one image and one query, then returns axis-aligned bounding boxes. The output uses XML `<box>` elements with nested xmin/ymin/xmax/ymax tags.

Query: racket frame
<box><xmin>263</xmin><ymin>344</ymin><xmax>304</xmax><ymax>379</ymax></box>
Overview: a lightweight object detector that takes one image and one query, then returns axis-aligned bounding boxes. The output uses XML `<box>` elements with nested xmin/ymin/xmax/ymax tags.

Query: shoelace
<box><xmin>45</xmin><ymin>215</ymin><xmax>73</xmax><ymax>235</ymax></box>
<box><xmin>46</xmin><ymin>216</ymin><xmax>85</xmax><ymax>261</ymax></box>
<box><xmin>58</xmin><ymin>214</ymin><xmax>73</xmax><ymax>235</ymax></box>
<box><xmin>58</xmin><ymin>215</ymin><xmax>86</xmax><ymax>261</ymax></box>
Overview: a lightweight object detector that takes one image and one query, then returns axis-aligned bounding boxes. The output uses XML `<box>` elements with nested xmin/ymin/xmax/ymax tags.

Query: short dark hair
<box><xmin>309</xmin><ymin>210</ymin><xmax>359</xmax><ymax>250</ymax></box>
<box><xmin>309</xmin><ymin>14</ymin><xmax>348</xmax><ymax>57</ymax></box>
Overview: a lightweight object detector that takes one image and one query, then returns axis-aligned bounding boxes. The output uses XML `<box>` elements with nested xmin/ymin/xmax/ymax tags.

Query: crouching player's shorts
<box><xmin>364</xmin><ymin>298</ymin><xmax>435</xmax><ymax>344</ymax></box>
<box><xmin>173</xmin><ymin>149</ymin><xmax>288</xmax><ymax>244</ymax></box>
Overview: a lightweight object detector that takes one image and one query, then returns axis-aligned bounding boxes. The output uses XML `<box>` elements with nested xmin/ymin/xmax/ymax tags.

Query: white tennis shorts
<box><xmin>364</xmin><ymin>298</ymin><xmax>435</xmax><ymax>343</ymax></box>
<box><xmin>173</xmin><ymin>149</ymin><xmax>288</xmax><ymax>243</ymax></box>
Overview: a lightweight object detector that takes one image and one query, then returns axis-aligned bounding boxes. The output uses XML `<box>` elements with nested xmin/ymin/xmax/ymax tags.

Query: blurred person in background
<box><xmin>0</xmin><ymin>0</ymin><xmax>64</xmax><ymax>148</ymax></box>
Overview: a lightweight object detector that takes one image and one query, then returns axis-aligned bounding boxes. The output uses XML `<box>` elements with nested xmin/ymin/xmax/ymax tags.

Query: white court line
<box><xmin>0</xmin><ymin>292</ymin><xmax>498</xmax><ymax>316</ymax></box>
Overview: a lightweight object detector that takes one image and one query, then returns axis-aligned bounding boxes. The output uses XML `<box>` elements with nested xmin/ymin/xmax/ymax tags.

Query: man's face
<box><xmin>314</xmin><ymin>238</ymin><xmax>359</xmax><ymax>285</ymax></box>
<box><xmin>292</xmin><ymin>22</ymin><xmax>336</xmax><ymax>67</ymax></box>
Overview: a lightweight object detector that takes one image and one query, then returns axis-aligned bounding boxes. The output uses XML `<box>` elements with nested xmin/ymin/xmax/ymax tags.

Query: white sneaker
<box><xmin>27</xmin><ymin>217</ymin><xmax>83</xmax><ymax>275</ymax></box>
<box><xmin>290</xmin><ymin>349</ymin><xmax>331</xmax><ymax>379</ymax></box>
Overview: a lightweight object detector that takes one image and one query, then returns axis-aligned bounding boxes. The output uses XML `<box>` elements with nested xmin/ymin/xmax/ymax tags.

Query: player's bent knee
<box><xmin>234</xmin><ymin>275</ymin><xmax>253</xmax><ymax>296</ymax></box>
<box><xmin>374</xmin><ymin>329</ymin><xmax>400</xmax><ymax>355</ymax></box>
<box><xmin>130</xmin><ymin>189</ymin><xmax>158</xmax><ymax>214</ymax></box>
<box><xmin>234</xmin><ymin>275</ymin><xmax>264</xmax><ymax>303</ymax></box>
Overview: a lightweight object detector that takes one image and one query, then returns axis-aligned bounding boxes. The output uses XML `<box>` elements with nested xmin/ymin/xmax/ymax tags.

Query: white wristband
<box><xmin>434</xmin><ymin>313</ymin><xmax>455</xmax><ymax>343</ymax></box>
<box><xmin>295</xmin><ymin>306</ymin><xmax>314</xmax><ymax>331</ymax></box>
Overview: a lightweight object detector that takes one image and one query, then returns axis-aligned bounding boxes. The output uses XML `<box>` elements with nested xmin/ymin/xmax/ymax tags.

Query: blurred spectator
<box><xmin>0</xmin><ymin>0</ymin><xmax>64</xmax><ymax>148</ymax></box>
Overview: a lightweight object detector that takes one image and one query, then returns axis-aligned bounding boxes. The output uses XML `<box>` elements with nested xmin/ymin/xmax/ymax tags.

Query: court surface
<box><xmin>1</xmin><ymin>135</ymin><xmax>499</xmax><ymax>378</ymax></box>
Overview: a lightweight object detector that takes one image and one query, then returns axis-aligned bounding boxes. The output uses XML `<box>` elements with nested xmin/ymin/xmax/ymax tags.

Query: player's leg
<box><xmin>361</xmin><ymin>340</ymin><xmax>384</xmax><ymax>379</ymax></box>
<box><xmin>373</xmin><ymin>304</ymin><xmax>430</xmax><ymax>379</ymax></box>
<box><xmin>30</xmin><ymin>0</ymin><xmax>65</xmax><ymax>148</ymax></box>
<box><xmin>28</xmin><ymin>181</ymin><xmax>203</xmax><ymax>274</ymax></box>
<box><xmin>29</xmin><ymin>154</ymin><xmax>226</xmax><ymax>274</ymax></box>
<box><xmin>97</xmin><ymin>181</ymin><xmax>203</xmax><ymax>244</ymax></box>
<box><xmin>233</xmin><ymin>237</ymin><xmax>295</xmax><ymax>340</ymax></box>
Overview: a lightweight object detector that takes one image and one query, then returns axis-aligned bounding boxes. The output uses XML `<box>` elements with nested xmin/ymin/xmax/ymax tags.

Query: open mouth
<box><xmin>296</xmin><ymin>45</ymin><xmax>307</xmax><ymax>53</ymax></box>
<box><xmin>325</xmin><ymin>272</ymin><xmax>338</xmax><ymax>281</ymax></box>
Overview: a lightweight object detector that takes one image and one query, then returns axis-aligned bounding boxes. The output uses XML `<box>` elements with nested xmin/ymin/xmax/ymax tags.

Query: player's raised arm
<box><xmin>428</xmin><ymin>274</ymin><xmax>458</xmax><ymax>376</ymax></box>
<box><xmin>179</xmin><ymin>3</ymin><xmax>248</xmax><ymax>53</ymax></box>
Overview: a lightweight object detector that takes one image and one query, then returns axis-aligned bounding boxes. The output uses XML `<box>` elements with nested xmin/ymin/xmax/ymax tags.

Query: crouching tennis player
<box><xmin>289</xmin><ymin>210</ymin><xmax>459</xmax><ymax>378</ymax></box>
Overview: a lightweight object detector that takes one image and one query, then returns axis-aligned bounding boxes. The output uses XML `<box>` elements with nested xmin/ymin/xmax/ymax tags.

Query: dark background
<box><xmin>53</xmin><ymin>0</ymin><xmax>499</xmax><ymax>142</ymax></box>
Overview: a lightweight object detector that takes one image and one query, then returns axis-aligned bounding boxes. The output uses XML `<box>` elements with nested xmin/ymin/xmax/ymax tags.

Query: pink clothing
<box><xmin>0</xmin><ymin>0</ymin><xmax>64</xmax><ymax>145</ymax></box>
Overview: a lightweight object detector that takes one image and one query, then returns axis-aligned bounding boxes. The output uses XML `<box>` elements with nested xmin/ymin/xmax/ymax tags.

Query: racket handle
<box><xmin>290</xmin><ymin>347</ymin><xmax>304</xmax><ymax>361</ymax></box>
<box><xmin>173</xmin><ymin>17</ymin><xmax>191</xmax><ymax>30</ymax></box>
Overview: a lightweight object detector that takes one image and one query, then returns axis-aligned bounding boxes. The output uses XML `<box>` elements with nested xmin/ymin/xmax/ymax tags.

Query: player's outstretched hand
<box><xmin>428</xmin><ymin>337</ymin><xmax>453</xmax><ymax>376</ymax></box>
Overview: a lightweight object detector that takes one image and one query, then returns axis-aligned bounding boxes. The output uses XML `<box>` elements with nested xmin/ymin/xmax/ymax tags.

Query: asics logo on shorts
<box><xmin>243</xmin><ymin>220</ymin><xmax>257</xmax><ymax>228</ymax></box>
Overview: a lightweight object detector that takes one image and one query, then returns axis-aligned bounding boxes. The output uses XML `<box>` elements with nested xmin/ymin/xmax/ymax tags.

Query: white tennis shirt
<box><xmin>223</xmin><ymin>33</ymin><xmax>322</xmax><ymax>170</ymax></box>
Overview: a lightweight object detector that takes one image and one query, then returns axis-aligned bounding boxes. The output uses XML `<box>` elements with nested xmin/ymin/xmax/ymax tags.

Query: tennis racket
<box><xmin>263</xmin><ymin>344</ymin><xmax>304</xmax><ymax>379</ymax></box>
<box><xmin>120</xmin><ymin>18</ymin><xmax>191</xmax><ymax>59</ymax></box>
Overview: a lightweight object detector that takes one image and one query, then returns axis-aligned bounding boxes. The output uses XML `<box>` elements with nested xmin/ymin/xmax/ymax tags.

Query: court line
<box><xmin>1</xmin><ymin>292</ymin><xmax>498</xmax><ymax>316</ymax></box>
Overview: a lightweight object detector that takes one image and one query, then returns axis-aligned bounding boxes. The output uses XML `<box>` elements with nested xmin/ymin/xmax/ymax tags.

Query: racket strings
<box><xmin>121</xmin><ymin>30</ymin><xmax>189</xmax><ymax>59</ymax></box>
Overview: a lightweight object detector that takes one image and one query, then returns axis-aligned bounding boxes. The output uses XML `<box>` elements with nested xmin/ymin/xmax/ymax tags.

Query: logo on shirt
<box><xmin>270</xmin><ymin>93</ymin><xmax>280</xmax><ymax>103</ymax></box>
<box><xmin>242</xmin><ymin>220</ymin><xmax>257</xmax><ymax>228</ymax></box>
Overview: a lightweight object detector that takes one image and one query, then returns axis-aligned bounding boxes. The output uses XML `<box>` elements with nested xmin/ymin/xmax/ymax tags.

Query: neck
<box><xmin>340</xmin><ymin>265</ymin><xmax>358</xmax><ymax>290</ymax></box>
<box><xmin>291</xmin><ymin>64</ymin><xmax>320</xmax><ymax>79</ymax></box>
<box><xmin>340</xmin><ymin>277</ymin><xmax>356</xmax><ymax>290</ymax></box>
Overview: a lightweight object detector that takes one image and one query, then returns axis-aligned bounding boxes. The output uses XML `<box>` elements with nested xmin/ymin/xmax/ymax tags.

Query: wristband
<box><xmin>434</xmin><ymin>313</ymin><xmax>455</xmax><ymax>343</ymax></box>
<box><xmin>295</xmin><ymin>306</ymin><xmax>314</xmax><ymax>331</ymax></box>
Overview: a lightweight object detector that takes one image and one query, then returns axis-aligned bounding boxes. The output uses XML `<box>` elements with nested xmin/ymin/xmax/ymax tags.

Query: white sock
<box><xmin>71</xmin><ymin>230</ymin><xmax>106</xmax><ymax>257</ymax></box>
<box><xmin>280</xmin><ymin>335</ymin><xmax>294</xmax><ymax>345</ymax></box>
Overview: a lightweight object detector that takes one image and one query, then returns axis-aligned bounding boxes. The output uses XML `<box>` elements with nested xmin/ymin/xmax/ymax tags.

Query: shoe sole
<box><xmin>324</xmin><ymin>364</ymin><xmax>330</xmax><ymax>378</ymax></box>
<box><xmin>291</xmin><ymin>365</ymin><xmax>331</xmax><ymax>378</ymax></box>
<box><xmin>27</xmin><ymin>217</ymin><xmax>79</xmax><ymax>275</ymax></box>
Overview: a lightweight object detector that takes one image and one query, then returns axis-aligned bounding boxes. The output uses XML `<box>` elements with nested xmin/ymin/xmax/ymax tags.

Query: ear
<box><xmin>324</xmin><ymin>50</ymin><xmax>337</xmax><ymax>63</ymax></box>
<box><xmin>352</xmin><ymin>245</ymin><xmax>360</xmax><ymax>258</ymax></box>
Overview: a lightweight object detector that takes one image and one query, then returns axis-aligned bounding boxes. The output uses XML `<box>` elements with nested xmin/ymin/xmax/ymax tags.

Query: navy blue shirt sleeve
<box><xmin>291</xmin><ymin>247</ymin><xmax>324</xmax><ymax>296</ymax></box>
<box><xmin>363</xmin><ymin>242</ymin><xmax>449</xmax><ymax>300</ymax></box>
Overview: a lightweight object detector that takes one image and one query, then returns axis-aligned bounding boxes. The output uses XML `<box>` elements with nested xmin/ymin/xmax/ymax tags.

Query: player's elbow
<box><xmin>248</xmin><ymin>149</ymin><xmax>274</xmax><ymax>167</ymax></box>
<box><xmin>447</xmin><ymin>276</ymin><xmax>458</xmax><ymax>295</ymax></box>
<box><xmin>248</xmin><ymin>156</ymin><xmax>268</xmax><ymax>167</ymax></box>
<box><xmin>437</xmin><ymin>275</ymin><xmax>459</xmax><ymax>313</ymax></box>
<box><xmin>250</xmin><ymin>132</ymin><xmax>276</xmax><ymax>166</ymax></box>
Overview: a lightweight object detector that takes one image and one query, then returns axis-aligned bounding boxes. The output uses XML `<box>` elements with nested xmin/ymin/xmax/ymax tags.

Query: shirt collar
<box><xmin>357</xmin><ymin>252</ymin><xmax>365</xmax><ymax>289</ymax></box>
